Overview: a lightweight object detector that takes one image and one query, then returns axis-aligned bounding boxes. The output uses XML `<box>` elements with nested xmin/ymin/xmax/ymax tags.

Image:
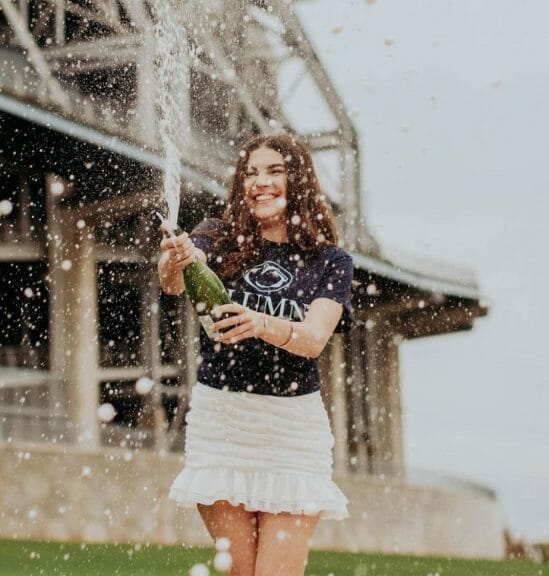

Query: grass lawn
<box><xmin>0</xmin><ymin>539</ymin><xmax>547</xmax><ymax>576</ymax></box>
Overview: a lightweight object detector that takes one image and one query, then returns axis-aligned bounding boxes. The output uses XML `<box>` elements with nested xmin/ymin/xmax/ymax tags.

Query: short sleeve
<box><xmin>314</xmin><ymin>249</ymin><xmax>354</xmax><ymax>333</ymax></box>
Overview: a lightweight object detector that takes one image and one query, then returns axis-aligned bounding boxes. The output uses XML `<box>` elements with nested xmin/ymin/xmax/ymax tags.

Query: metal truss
<box><xmin>0</xmin><ymin>0</ymin><xmax>376</xmax><ymax>251</ymax></box>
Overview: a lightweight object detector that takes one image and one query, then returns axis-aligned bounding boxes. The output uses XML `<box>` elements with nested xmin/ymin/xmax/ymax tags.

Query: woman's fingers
<box><xmin>216</xmin><ymin>323</ymin><xmax>254</xmax><ymax>344</ymax></box>
<box><xmin>160</xmin><ymin>233</ymin><xmax>191</xmax><ymax>253</ymax></box>
<box><xmin>212</xmin><ymin>304</ymin><xmax>244</xmax><ymax>317</ymax></box>
<box><xmin>160</xmin><ymin>232</ymin><xmax>195</xmax><ymax>269</ymax></box>
<box><xmin>212</xmin><ymin>311</ymin><xmax>247</xmax><ymax>333</ymax></box>
<box><xmin>166</xmin><ymin>249</ymin><xmax>191</xmax><ymax>267</ymax></box>
<box><xmin>175</xmin><ymin>254</ymin><xmax>194</xmax><ymax>268</ymax></box>
<box><xmin>212</xmin><ymin>306</ymin><xmax>264</xmax><ymax>344</ymax></box>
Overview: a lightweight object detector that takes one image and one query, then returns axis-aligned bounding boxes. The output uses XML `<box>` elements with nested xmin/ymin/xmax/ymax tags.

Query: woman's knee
<box><xmin>197</xmin><ymin>501</ymin><xmax>259</xmax><ymax>575</ymax></box>
<box><xmin>254</xmin><ymin>512</ymin><xmax>318</xmax><ymax>576</ymax></box>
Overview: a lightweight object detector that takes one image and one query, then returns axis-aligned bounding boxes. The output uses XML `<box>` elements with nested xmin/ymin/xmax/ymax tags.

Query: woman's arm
<box><xmin>262</xmin><ymin>298</ymin><xmax>342</xmax><ymax>358</ymax></box>
<box><xmin>158</xmin><ymin>228</ymin><xmax>207</xmax><ymax>295</ymax></box>
<box><xmin>211</xmin><ymin>298</ymin><xmax>343</xmax><ymax>359</ymax></box>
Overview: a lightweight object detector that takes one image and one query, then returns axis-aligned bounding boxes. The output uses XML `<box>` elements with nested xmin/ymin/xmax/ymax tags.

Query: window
<box><xmin>98</xmin><ymin>263</ymin><xmax>142</xmax><ymax>368</ymax></box>
<box><xmin>0</xmin><ymin>171</ymin><xmax>45</xmax><ymax>243</ymax></box>
<box><xmin>0</xmin><ymin>262</ymin><xmax>49</xmax><ymax>369</ymax></box>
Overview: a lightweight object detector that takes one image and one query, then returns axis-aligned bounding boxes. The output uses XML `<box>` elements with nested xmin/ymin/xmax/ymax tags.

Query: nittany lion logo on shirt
<box><xmin>244</xmin><ymin>261</ymin><xmax>293</xmax><ymax>293</ymax></box>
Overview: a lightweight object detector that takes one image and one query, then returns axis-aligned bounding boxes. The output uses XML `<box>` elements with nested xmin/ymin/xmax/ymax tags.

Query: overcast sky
<box><xmin>296</xmin><ymin>0</ymin><xmax>549</xmax><ymax>541</ymax></box>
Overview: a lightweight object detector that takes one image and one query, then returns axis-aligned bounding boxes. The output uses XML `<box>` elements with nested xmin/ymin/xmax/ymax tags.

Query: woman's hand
<box><xmin>159</xmin><ymin>224</ymin><xmax>196</xmax><ymax>271</ymax></box>
<box><xmin>212</xmin><ymin>304</ymin><xmax>266</xmax><ymax>344</ymax></box>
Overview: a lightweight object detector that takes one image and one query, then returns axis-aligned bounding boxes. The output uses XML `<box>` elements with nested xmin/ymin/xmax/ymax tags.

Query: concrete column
<box><xmin>165</xmin><ymin>297</ymin><xmax>197</xmax><ymax>447</ymax></box>
<box><xmin>146</xmin><ymin>266</ymin><xmax>170</xmax><ymax>452</ymax></box>
<box><xmin>64</xmin><ymin>221</ymin><xmax>100</xmax><ymax>447</ymax></box>
<box><xmin>184</xmin><ymin>298</ymin><xmax>199</xmax><ymax>399</ymax></box>
<box><xmin>45</xmin><ymin>176</ymin><xmax>68</xmax><ymax>372</ymax></box>
<box><xmin>343</xmin><ymin>327</ymin><xmax>370</xmax><ymax>472</ymax></box>
<box><xmin>326</xmin><ymin>335</ymin><xmax>349</xmax><ymax>475</ymax></box>
<box><xmin>364</xmin><ymin>325</ymin><xmax>404</xmax><ymax>476</ymax></box>
<box><xmin>45</xmin><ymin>175</ymin><xmax>71</xmax><ymax>438</ymax></box>
<box><xmin>385</xmin><ymin>335</ymin><xmax>404</xmax><ymax>472</ymax></box>
<box><xmin>318</xmin><ymin>337</ymin><xmax>333</xmax><ymax>411</ymax></box>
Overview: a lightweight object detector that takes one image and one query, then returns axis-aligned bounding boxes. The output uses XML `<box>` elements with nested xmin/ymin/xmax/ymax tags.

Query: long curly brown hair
<box><xmin>196</xmin><ymin>132</ymin><xmax>339</xmax><ymax>279</ymax></box>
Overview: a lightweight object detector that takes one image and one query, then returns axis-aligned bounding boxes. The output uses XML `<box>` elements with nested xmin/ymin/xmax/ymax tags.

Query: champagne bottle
<box><xmin>169</xmin><ymin>224</ymin><xmax>232</xmax><ymax>339</ymax></box>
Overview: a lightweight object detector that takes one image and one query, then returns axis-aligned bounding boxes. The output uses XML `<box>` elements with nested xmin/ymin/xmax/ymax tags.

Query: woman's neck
<box><xmin>258</xmin><ymin>219</ymin><xmax>288</xmax><ymax>243</ymax></box>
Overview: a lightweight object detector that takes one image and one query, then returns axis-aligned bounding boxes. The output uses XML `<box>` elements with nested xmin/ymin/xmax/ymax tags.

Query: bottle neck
<box><xmin>184</xmin><ymin>258</ymin><xmax>206</xmax><ymax>274</ymax></box>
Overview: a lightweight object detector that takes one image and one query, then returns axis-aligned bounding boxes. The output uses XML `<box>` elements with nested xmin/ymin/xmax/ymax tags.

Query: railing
<box><xmin>0</xmin><ymin>367</ymin><xmax>188</xmax><ymax>451</ymax></box>
<box><xmin>0</xmin><ymin>369</ymin><xmax>69</xmax><ymax>444</ymax></box>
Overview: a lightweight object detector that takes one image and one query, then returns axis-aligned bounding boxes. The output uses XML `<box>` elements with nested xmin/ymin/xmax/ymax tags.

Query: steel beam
<box><xmin>0</xmin><ymin>0</ymin><xmax>72</xmax><ymax>110</ymax></box>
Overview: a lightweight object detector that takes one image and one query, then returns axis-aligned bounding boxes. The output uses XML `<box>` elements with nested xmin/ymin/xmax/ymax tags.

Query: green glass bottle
<box><xmin>171</xmin><ymin>225</ymin><xmax>232</xmax><ymax>339</ymax></box>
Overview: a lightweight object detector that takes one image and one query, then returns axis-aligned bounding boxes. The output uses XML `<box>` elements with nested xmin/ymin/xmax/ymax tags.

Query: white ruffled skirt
<box><xmin>169</xmin><ymin>383</ymin><xmax>348</xmax><ymax>520</ymax></box>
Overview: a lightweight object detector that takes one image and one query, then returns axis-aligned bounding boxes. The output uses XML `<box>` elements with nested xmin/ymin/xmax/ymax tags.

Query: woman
<box><xmin>158</xmin><ymin>132</ymin><xmax>353</xmax><ymax>576</ymax></box>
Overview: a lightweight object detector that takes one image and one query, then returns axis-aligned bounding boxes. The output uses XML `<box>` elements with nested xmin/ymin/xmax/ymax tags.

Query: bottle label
<box><xmin>198</xmin><ymin>314</ymin><xmax>217</xmax><ymax>340</ymax></box>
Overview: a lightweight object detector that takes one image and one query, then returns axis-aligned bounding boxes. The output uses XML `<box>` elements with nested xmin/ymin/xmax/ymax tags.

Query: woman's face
<box><xmin>243</xmin><ymin>147</ymin><xmax>288</xmax><ymax>225</ymax></box>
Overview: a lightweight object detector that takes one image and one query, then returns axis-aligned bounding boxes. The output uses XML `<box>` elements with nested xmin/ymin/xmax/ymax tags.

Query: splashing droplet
<box><xmin>0</xmin><ymin>199</ymin><xmax>14</xmax><ymax>216</ymax></box>
<box><xmin>213</xmin><ymin>552</ymin><xmax>233</xmax><ymax>572</ymax></box>
<box><xmin>50</xmin><ymin>182</ymin><xmax>65</xmax><ymax>196</ymax></box>
<box><xmin>135</xmin><ymin>377</ymin><xmax>154</xmax><ymax>395</ymax></box>
<box><xmin>189</xmin><ymin>564</ymin><xmax>210</xmax><ymax>576</ymax></box>
<box><xmin>97</xmin><ymin>403</ymin><xmax>116</xmax><ymax>423</ymax></box>
<box><xmin>215</xmin><ymin>537</ymin><xmax>231</xmax><ymax>551</ymax></box>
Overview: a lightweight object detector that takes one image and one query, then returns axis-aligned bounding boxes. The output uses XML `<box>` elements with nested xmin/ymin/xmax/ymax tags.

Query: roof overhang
<box><xmin>351</xmin><ymin>251</ymin><xmax>483</xmax><ymax>302</ymax></box>
<box><xmin>0</xmin><ymin>93</ymin><xmax>226</xmax><ymax>198</ymax></box>
<box><xmin>1</xmin><ymin>93</ymin><xmax>485</xmax><ymax>305</ymax></box>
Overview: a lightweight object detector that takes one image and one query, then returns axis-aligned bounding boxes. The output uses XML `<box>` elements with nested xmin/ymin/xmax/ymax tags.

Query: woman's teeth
<box><xmin>255</xmin><ymin>194</ymin><xmax>275</xmax><ymax>202</ymax></box>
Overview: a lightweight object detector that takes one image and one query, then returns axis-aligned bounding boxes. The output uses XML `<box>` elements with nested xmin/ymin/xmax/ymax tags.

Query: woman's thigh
<box><xmin>197</xmin><ymin>500</ymin><xmax>258</xmax><ymax>576</ymax></box>
<box><xmin>254</xmin><ymin>512</ymin><xmax>320</xmax><ymax>576</ymax></box>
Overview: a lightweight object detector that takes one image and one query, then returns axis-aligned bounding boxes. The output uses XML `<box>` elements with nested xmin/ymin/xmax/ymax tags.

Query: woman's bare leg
<box><xmin>254</xmin><ymin>512</ymin><xmax>320</xmax><ymax>576</ymax></box>
<box><xmin>197</xmin><ymin>500</ymin><xmax>258</xmax><ymax>576</ymax></box>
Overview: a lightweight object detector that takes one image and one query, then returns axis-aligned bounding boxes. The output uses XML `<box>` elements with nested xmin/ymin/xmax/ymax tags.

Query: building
<box><xmin>0</xmin><ymin>0</ymin><xmax>503</xmax><ymax>557</ymax></box>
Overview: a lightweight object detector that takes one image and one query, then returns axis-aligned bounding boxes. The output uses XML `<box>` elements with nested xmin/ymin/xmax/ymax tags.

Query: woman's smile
<box><xmin>254</xmin><ymin>192</ymin><xmax>276</xmax><ymax>202</ymax></box>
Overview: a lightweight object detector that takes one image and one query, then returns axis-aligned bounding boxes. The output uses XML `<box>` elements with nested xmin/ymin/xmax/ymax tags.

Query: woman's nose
<box><xmin>255</xmin><ymin>172</ymin><xmax>273</xmax><ymax>186</ymax></box>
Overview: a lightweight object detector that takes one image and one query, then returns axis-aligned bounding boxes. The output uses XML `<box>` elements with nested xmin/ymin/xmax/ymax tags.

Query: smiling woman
<box><xmin>158</xmin><ymin>132</ymin><xmax>354</xmax><ymax>576</ymax></box>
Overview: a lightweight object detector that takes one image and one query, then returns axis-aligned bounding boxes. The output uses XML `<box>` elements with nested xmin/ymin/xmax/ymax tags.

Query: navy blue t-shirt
<box><xmin>190</xmin><ymin>219</ymin><xmax>354</xmax><ymax>397</ymax></box>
